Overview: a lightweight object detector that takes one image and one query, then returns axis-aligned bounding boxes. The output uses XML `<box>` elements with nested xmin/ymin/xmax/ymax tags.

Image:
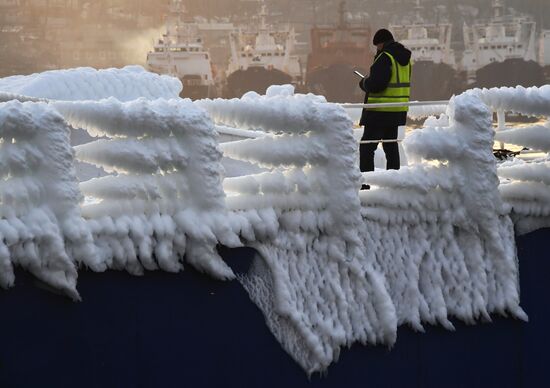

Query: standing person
<box><xmin>358</xmin><ymin>29</ymin><xmax>412</xmax><ymax>181</ymax></box>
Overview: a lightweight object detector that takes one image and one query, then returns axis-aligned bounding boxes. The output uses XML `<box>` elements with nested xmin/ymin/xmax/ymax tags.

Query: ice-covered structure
<box><xmin>361</xmin><ymin>94</ymin><xmax>526</xmax><ymax>330</ymax></box>
<box><xmin>0</xmin><ymin>101</ymin><xmax>102</xmax><ymax>300</ymax></box>
<box><xmin>473</xmin><ymin>86</ymin><xmax>550</xmax><ymax>235</ymax></box>
<box><xmin>199</xmin><ymin>89</ymin><xmax>397</xmax><ymax>372</ymax></box>
<box><xmin>54</xmin><ymin>97</ymin><xmax>239</xmax><ymax>280</ymax></box>
<box><xmin>0</xmin><ymin>66</ymin><xmax>182</xmax><ymax>102</ymax></box>
<box><xmin>1</xmin><ymin>66</ymin><xmax>549</xmax><ymax>374</ymax></box>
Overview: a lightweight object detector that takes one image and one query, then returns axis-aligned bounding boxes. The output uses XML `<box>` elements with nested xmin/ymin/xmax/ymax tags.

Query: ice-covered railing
<box><xmin>359</xmin><ymin>93</ymin><xmax>526</xmax><ymax>330</ymax></box>
<box><xmin>53</xmin><ymin>98</ymin><xmax>240</xmax><ymax>280</ymax></box>
<box><xmin>1</xmin><ymin>69</ymin><xmax>548</xmax><ymax>375</ymax></box>
<box><xmin>197</xmin><ymin>86</ymin><xmax>397</xmax><ymax>373</ymax></box>
<box><xmin>0</xmin><ymin>66</ymin><xmax>182</xmax><ymax>102</ymax></box>
<box><xmin>0</xmin><ymin>101</ymin><xmax>102</xmax><ymax>300</ymax></box>
<box><xmin>343</xmin><ymin>100</ymin><xmax>449</xmax><ymax>125</ymax></box>
<box><xmin>343</xmin><ymin>86</ymin><xmax>550</xmax><ymax>237</ymax></box>
<box><xmin>467</xmin><ymin>86</ymin><xmax>550</xmax><ymax>235</ymax></box>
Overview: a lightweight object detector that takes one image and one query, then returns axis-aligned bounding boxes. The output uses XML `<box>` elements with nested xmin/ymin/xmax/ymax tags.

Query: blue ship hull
<box><xmin>1</xmin><ymin>228</ymin><xmax>549</xmax><ymax>387</ymax></box>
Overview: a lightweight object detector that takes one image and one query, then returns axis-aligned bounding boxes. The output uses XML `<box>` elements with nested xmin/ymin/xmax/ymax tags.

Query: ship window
<box><xmin>205</xmin><ymin>54</ymin><xmax>209</xmax><ymax>59</ymax></box>
<box><xmin>267</xmin><ymin>53</ymin><xmax>272</xmax><ymax>56</ymax></box>
<box><xmin>518</xmin><ymin>45</ymin><xmax>523</xmax><ymax>49</ymax></box>
<box><xmin>430</xmin><ymin>47</ymin><xmax>435</xmax><ymax>50</ymax></box>
<box><xmin>241</xmin><ymin>53</ymin><xmax>246</xmax><ymax>57</ymax></box>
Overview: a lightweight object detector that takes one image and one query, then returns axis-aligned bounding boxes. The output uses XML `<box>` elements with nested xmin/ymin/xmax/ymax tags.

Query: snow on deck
<box><xmin>1</xmin><ymin>68</ymin><xmax>550</xmax><ymax>373</ymax></box>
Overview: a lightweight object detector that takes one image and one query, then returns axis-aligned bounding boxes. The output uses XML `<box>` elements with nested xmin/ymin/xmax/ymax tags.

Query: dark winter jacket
<box><xmin>359</xmin><ymin>41</ymin><xmax>412</xmax><ymax>128</ymax></box>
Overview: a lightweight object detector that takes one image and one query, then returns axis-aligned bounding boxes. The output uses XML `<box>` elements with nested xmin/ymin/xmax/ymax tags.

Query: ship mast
<box><xmin>311</xmin><ymin>0</ymin><xmax>317</xmax><ymax>28</ymax></box>
<box><xmin>259</xmin><ymin>0</ymin><xmax>268</xmax><ymax>33</ymax></box>
<box><xmin>414</xmin><ymin>0</ymin><xmax>424</xmax><ymax>25</ymax></box>
<box><xmin>168</xmin><ymin>0</ymin><xmax>189</xmax><ymax>45</ymax></box>
<box><xmin>338</xmin><ymin>1</ymin><xmax>347</xmax><ymax>29</ymax></box>
<box><xmin>492</xmin><ymin>0</ymin><xmax>505</xmax><ymax>21</ymax></box>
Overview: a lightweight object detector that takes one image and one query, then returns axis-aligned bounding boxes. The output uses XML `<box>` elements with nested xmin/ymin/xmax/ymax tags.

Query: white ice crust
<box><xmin>362</xmin><ymin>94</ymin><xmax>526</xmax><ymax>331</ymax></box>
<box><xmin>0</xmin><ymin>66</ymin><xmax>182</xmax><ymax>102</ymax></box>
<box><xmin>57</xmin><ymin>98</ymin><xmax>239</xmax><ymax>280</ymax></box>
<box><xmin>0</xmin><ymin>78</ymin><xmax>549</xmax><ymax>374</ymax></box>
<box><xmin>0</xmin><ymin>101</ymin><xmax>102</xmax><ymax>300</ymax></box>
<box><xmin>472</xmin><ymin>86</ymin><xmax>550</xmax><ymax>234</ymax></box>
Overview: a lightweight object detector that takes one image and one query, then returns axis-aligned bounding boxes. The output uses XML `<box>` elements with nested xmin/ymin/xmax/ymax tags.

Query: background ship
<box><xmin>224</xmin><ymin>1</ymin><xmax>302</xmax><ymax>98</ymax></box>
<box><xmin>305</xmin><ymin>1</ymin><xmax>372</xmax><ymax>103</ymax></box>
<box><xmin>540</xmin><ymin>29</ymin><xmax>550</xmax><ymax>82</ymax></box>
<box><xmin>461</xmin><ymin>0</ymin><xmax>545</xmax><ymax>89</ymax></box>
<box><xmin>146</xmin><ymin>0</ymin><xmax>216</xmax><ymax>99</ymax></box>
<box><xmin>390</xmin><ymin>0</ymin><xmax>461</xmax><ymax>101</ymax></box>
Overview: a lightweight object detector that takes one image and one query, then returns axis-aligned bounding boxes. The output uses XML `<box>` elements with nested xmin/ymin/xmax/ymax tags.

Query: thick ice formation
<box><xmin>499</xmin><ymin>159</ymin><xmax>550</xmax><ymax>233</ymax></box>
<box><xmin>54</xmin><ymin>98</ymin><xmax>240</xmax><ymax>279</ymax></box>
<box><xmin>1</xmin><ymin>80</ymin><xmax>549</xmax><ymax>374</ymax></box>
<box><xmin>0</xmin><ymin>101</ymin><xmax>102</xmax><ymax>299</ymax></box>
<box><xmin>472</xmin><ymin>85</ymin><xmax>550</xmax><ymax>117</ymax></box>
<box><xmin>0</xmin><ymin>66</ymin><xmax>182</xmax><ymax>101</ymax></box>
<box><xmin>360</xmin><ymin>94</ymin><xmax>526</xmax><ymax>329</ymax></box>
<box><xmin>476</xmin><ymin>86</ymin><xmax>550</xmax><ymax>234</ymax></box>
<box><xmin>495</xmin><ymin>124</ymin><xmax>550</xmax><ymax>152</ymax></box>
<box><xmin>201</xmin><ymin>89</ymin><xmax>397</xmax><ymax>373</ymax></box>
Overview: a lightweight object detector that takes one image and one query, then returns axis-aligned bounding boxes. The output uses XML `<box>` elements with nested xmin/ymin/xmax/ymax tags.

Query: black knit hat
<box><xmin>372</xmin><ymin>29</ymin><xmax>394</xmax><ymax>45</ymax></box>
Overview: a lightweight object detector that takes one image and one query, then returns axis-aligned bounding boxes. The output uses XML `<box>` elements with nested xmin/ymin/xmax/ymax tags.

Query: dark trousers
<box><xmin>360</xmin><ymin>126</ymin><xmax>400</xmax><ymax>172</ymax></box>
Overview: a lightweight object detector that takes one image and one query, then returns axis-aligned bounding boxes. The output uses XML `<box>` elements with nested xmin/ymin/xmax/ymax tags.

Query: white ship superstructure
<box><xmin>539</xmin><ymin>30</ymin><xmax>550</xmax><ymax>67</ymax></box>
<box><xmin>388</xmin><ymin>0</ymin><xmax>458</xmax><ymax>100</ymax></box>
<box><xmin>390</xmin><ymin>0</ymin><xmax>455</xmax><ymax>68</ymax></box>
<box><xmin>146</xmin><ymin>0</ymin><xmax>215</xmax><ymax>99</ymax></box>
<box><xmin>225</xmin><ymin>1</ymin><xmax>302</xmax><ymax>97</ymax></box>
<box><xmin>461</xmin><ymin>0</ymin><xmax>537</xmax><ymax>80</ymax></box>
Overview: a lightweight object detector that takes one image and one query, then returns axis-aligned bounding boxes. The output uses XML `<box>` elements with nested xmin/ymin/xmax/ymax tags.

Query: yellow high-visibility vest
<box><xmin>366</xmin><ymin>51</ymin><xmax>412</xmax><ymax>112</ymax></box>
